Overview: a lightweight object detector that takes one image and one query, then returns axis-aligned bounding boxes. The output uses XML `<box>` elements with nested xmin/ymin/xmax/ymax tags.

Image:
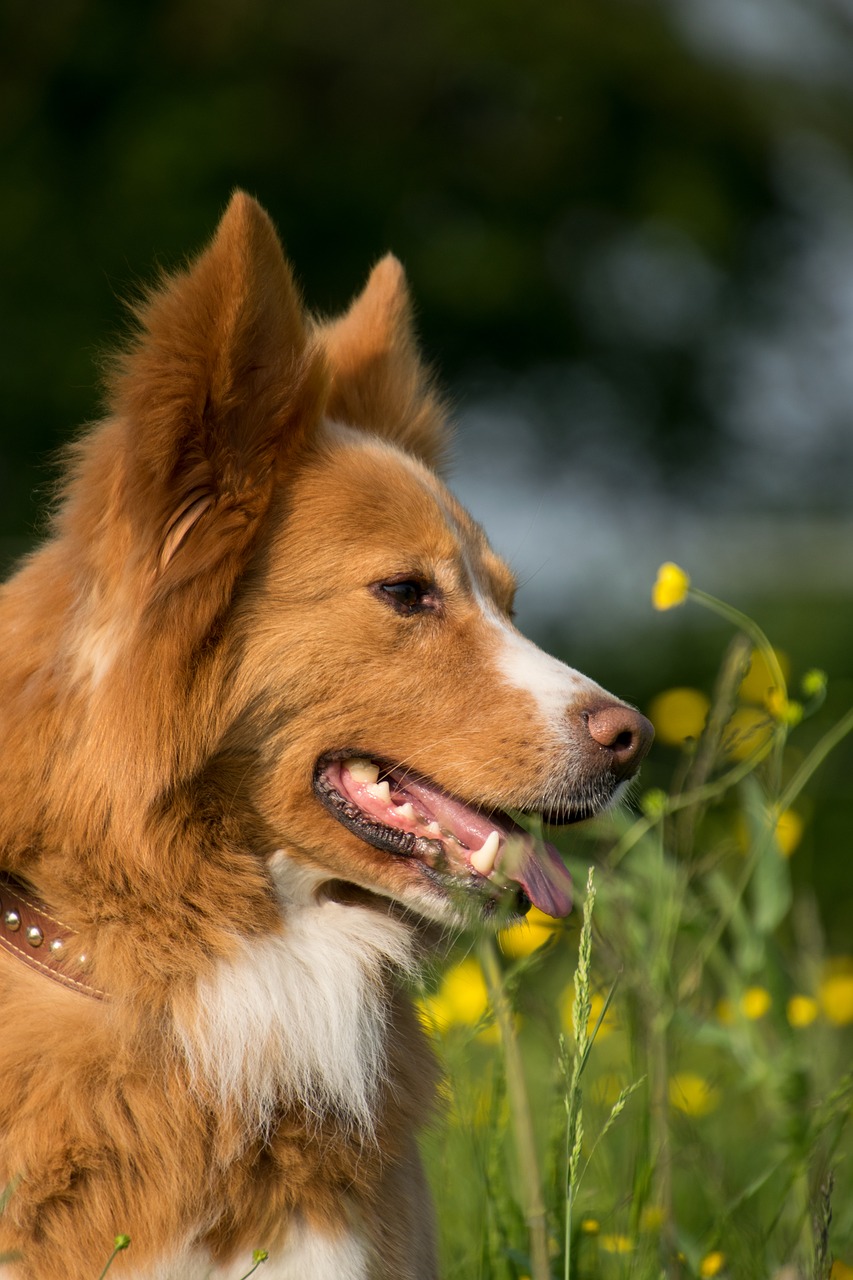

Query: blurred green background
<box><xmin>1</xmin><ymin>0</ymin><xmax>851</xmax><ymax>938</ymax></box>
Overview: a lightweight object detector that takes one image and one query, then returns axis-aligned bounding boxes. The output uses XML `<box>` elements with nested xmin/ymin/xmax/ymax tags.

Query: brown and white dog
<box><xmin>0</xmin><ymin>194</ymin><xmax>651</xmax><ymax>1279</ymax></box>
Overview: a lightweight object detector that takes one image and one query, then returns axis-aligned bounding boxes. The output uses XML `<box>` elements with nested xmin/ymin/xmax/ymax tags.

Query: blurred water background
<box><xmin>1</xmin><ymin>0</ymin><xmax>851</xmax><ymax>936</ymax></box>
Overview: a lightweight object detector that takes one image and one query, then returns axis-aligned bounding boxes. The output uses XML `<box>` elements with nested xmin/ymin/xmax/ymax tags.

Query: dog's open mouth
<box><xmin>314</xmin><ymin>754</ymin><xmax>574</xmax><ymax>919</ymax></box>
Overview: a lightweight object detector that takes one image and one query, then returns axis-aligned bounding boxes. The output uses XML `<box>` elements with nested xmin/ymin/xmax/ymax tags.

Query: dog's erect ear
<box><xmin>318</xmin><ymin>255</ymin><xmax>449</xmax><ymax>471</ymax></box>
<box><xmin>100</xmin><ymin>191</ymin><xmax>327</xmax><ymax>609</ymax></box>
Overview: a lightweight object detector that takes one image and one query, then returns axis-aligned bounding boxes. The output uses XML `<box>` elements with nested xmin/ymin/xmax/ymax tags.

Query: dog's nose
<box><xmin>583</xmin><ymin>704</ymin><xmax>654</xmax><ymax>779</ymax></box>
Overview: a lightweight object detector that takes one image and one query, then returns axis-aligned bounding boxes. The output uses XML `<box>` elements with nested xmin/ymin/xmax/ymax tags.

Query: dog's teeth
<box><xmin>366</xmin><ymin>780</ymin><xmax>391</xmax><ymax>803</ymax></box>
<box><xmin>469</xmin><ymin>830</ymin><xmax>501</xmax><ymax>878</ymax></box>
<box><xmin>395</xmin><ymin>802</ymin><xmax>417</xmax><ymax>821</ymax></box>
<box><xmin>424</xmin><ymin>821</ymin><xmax>442</xmax><ymax>839</ymax></box>
<box><xmin>346</xmin><ymin>758</ymin><xmax>380</xmax><ymax>785</ymax></box>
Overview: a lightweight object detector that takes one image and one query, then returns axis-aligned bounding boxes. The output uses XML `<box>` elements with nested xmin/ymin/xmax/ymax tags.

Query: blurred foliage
<box><xmin>421</xmin><ymin>580</ymin><xmax>853</xmax><ymax>1276</ymax></box>
<box><xmin>4</xmin><ymin>0</ymin><xmax>853</xmax><ymax>538</ymax></box>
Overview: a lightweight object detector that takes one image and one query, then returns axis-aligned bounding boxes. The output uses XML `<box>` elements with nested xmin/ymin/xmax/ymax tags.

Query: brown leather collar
<box><xmin>0</xmin><ymin>874</ymin><xmax>106</xmax><ymax>1000</ymax></box>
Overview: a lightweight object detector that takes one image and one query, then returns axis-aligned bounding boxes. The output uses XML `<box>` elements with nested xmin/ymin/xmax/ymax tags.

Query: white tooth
<box><xmin>470</xmin><ymin>830</ymin><xmax>501</xmax><ymax>878</ymax></box>
<box><xmin>346</xmin><ymin>758</ymin><xmax>380</xmax><ymax>785</ymax></box>
<box><xmin>425</xmin><ymin>821</ymin><xmax>442</xmax><ymax>839</ymax></box>
<box><xmin>366</xmin><ymin>781</ymin><xmax>391</xmax><ymax>803</ymax></box>
<box><xmin>395</xmin><ymin>802</ymin><xmax>417</xmax><ymax>821</ymax></box>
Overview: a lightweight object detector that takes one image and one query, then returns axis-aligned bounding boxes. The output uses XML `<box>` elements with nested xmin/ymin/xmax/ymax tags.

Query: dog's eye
<box><xmin>375</xmin><ymin>578</ymin><xmax>436</xmax><ymax>614</ymax></box>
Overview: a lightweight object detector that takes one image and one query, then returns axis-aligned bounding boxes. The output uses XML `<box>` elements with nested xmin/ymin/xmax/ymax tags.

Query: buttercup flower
<box><xmin>648</xmin><ymin>687</ymin><xmax>710</xmax><ymax>746</ymax></box>
<box><xmin>669</xmin><ymin>1072</ymin><xmax>720</xmax><ymax>1117</ymax></box>
<box><xmin>499</xmin><ymin>905</ymin><xmax>558</xmax><ymax>957</ymax></box>
<box><xmin>740</xmin><ymin>647</ymin><xmax>790</xmax><ymax>706</ymax></box>
<box><xmin>640</xmin><ymin>1205</ymin><xmax>664</xmax><ymax>1232</ymax></box>
<box><xmin>741</xmin><ymin>986</ymin><xmax>772</xmax><ymax>1020</ymax></box>
<box><xmin>775</xmin><ymin>808</ymin><xmax>804</xmax><ymax>857</ymax></box>
<box><xmin>787</xmin><ymin>995</ymin><xmax>819</xmax><ymax>1028</ymax></box>
<box><xmin>700</xmin><ymin>1251</ymin><xmax>726</xmax><ymax>1277</ymax></box>
<box><xmin>723</xmin><ymin>706</ymin><xmax>774</xmax><ymax>762</ymax></box>
<box><xmin>652</xmin><ymin>562</ymin><xmax>690</xmax><ymax>610</ymax></box>
<box><xmin>600</xmin><ymin>1235</ymin><xmax>634</xmax><ymax>1254</ymax></box>
<box><xmin>418</xmin><ymin>957</ymin><xmax>507</xmax><ymax>1043</ymax></box>
<box><xmin>819</xmin><ymin>959</ymin><xmax>853</xmax><ymax>1026</ymax></box>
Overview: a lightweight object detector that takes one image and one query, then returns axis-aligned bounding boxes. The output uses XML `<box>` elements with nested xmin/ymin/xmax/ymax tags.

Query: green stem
<box><xmin>235</xmin><ymin>1262</ymin><xmax>266</xmax><ymax>1280</ymax></box>
<box><xmin>96</xmin><ymin>1248</ymin><xmax>123</xmax><ymax>1280</ymax></box>
<box><xmin>690</xmin><ymin>588</ymin><xmax>789</xmax><ymax>784</ymax></box>
<box><xmin>777</xmin><ymin>705</ymin><xmax>853</xmax><ymax>813</ymax></box>
<box><xmin>565</xmin><ymin>1185</ymin><xmax>574</xmax><ymax>1280</ymax></box>
<box><xmin>611</xmin><ymin>730</ymin><xmax>777</xmax><ymax>867</ymax></box>
<box><xmin>478</xmin><ymin>937</ymin><xmax>551</xmax><ymax>1280</ymax></box>
<box><xmin>689</xmin><ymin>589</ymin><xmax>787</xmax><ymax>699</ymax></box>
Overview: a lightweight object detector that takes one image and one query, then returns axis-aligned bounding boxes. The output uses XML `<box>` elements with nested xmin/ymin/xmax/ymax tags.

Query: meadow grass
<box><xmin>420</xmin><ymin>568</ymin><xmax>853</xmax><ymax>1280</ymax></box>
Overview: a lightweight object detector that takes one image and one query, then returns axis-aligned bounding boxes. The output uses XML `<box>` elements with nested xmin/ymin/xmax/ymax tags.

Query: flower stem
<box><xmin>777</xmin><ymin>704</ymin><xmax>853</xmax><ymax>813</ymax></box>
<box><xmin>478</xmin><ymin>936</ymin><xmax>551</xmax><ymax>1280</ymax></box>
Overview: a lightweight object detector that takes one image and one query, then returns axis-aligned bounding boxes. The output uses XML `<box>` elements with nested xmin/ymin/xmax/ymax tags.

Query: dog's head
<box><xmin>37</xmin><ymin>193</ymin><xmax>651</xmax><ymax>930</ymax></box>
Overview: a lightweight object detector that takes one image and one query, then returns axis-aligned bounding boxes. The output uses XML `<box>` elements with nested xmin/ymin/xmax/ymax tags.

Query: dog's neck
<box><xmin>171</xmin><ymin>851</ymin><xmax>418</xmax><ymax>1138</ymax></box>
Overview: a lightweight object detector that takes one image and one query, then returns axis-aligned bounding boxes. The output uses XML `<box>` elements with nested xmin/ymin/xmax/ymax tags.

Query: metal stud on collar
<box><xmin>0</xmin><ymin>873</ymin><xmax>107</xmax><ymax>999</ymax></box>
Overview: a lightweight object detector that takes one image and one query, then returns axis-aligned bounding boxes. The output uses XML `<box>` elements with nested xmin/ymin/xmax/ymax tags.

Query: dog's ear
<box><xmin>91</xmin><ymin>191</ymin><xmax>327</xmax><ymax>623</ymax></box>
<box><xmin>318</xmin><ymin>255</ymin><xmax>449</xmax><ymax>471</ymax></box>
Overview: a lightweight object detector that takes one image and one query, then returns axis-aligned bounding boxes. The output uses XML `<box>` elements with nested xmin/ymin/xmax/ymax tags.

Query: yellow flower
<box><xmin>741</xmin><ymin>986</ymin><xmax>772</xmax><ymax>1020</ymax></box>
<box><xmin>700</xmin><ymin>1251</ymin><xmax>726</xmax><ymax>1277</ymax></box>
<box><xmin>735</xmin><ymin>807</ymin><xmax>804</xmax><ymax>858</ymax></box>
<box><xmin>419</xmin><ymin>958</ymin><xmax>491</xmax><ymax>1033</ymax></box>
<box><xmin>652</xmin><ymin>562</ymin><xmax>690</xmax><ymax>610</ymax></box>
<box><xmin>766</xmin><ymin>688</ymin><xmax>803</xmax><ymax>725</ymax></box>
<box><xmin>775</xmin><ymin>808</ymin><xmax>804</xmax><ymax>857</ymax></box>
<box><xmin>739</xmin><ymin>647</ymin><xmax>791</xmax><ymax>706</ymax></box>
<box><xmin>819</xmin><ymin>958</ymin><xmax>853</xmax><ymax>1027</ymax></box>
<box><xmin>723</xmin><ymin>706</ymin><xmax>774</xmax><ymax>761</ymax></box>
<box><xmin>669</xmin><ymin>1072</ymin><xmax>720</xmax><ymax>1117</ymax></box>
<box><xmin>581</xmin><ymin>1218</ymin><xmax>600</xmax><ymax>1235</ymax></box>
<box><xmin>639</xmin><ymin>1205</ymin><xmax>664</xmax><ymax>1232</ymax></box>
<box><xmin>648</xmin><ymin>687</ymin><xmax>710</xmax><ymax>747</ymax></box>
<box><xmin>831</xmin><ymin>1262</ymin><xmax>853</xmax><ymax>1280</ymax></box>
<box><xmin>600</xmin><ymin>1235</ymin><xmax>634</xmax><ymax>1254</ymax></box>
<box><xmin>787</xmin><ymin>995</ymin><xmax>819</xmax><ymax>1028</ymax></box>
<box><xmin>499</xmin><ymin>905</ymin><xmax>558</xmax><ymax>957</ymax></box>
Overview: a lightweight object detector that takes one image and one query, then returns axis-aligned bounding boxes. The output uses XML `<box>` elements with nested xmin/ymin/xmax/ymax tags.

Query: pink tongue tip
<box><xmin>501</xmin><ymin>834</ymin><xmax>573</xmax><ymax>919</ymax></box>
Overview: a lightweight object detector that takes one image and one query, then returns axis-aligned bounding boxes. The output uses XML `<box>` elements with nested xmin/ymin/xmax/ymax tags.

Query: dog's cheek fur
<box><xmin>214</xmin><ymin>439</ymin><xmax>603</xmax><ymax>915</ymax></box>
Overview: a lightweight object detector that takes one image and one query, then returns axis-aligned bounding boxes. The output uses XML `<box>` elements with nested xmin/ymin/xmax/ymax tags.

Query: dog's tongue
<box><xmin>499</xmin><ymin>834</ymin><xmax>574</xmax><ymax>918</ymax></box>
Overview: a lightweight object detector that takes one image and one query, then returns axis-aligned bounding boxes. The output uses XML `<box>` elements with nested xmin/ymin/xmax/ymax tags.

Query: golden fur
<box><xmin>0</xmin><ymin>193</ymin><xmax>650</xmax><ymax>1279</ymax></box>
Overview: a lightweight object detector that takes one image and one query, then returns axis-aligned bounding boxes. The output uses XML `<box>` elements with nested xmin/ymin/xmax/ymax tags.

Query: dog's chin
<box><xmin>312</xmin><ymin>751</ymin><xmax>592</xmax><ymax>925</ymax></box>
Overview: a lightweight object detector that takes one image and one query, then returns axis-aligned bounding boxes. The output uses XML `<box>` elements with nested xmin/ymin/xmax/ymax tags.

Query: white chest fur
<box><xmin>172</xmin><ymin>854</ymin><xmax>415</xmax><ymax>1136</ymax></box>
<box><xmin>122</xmin><ymin>1219</ymin><xmax>372</xmax><ymax>1280</ymax></box>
